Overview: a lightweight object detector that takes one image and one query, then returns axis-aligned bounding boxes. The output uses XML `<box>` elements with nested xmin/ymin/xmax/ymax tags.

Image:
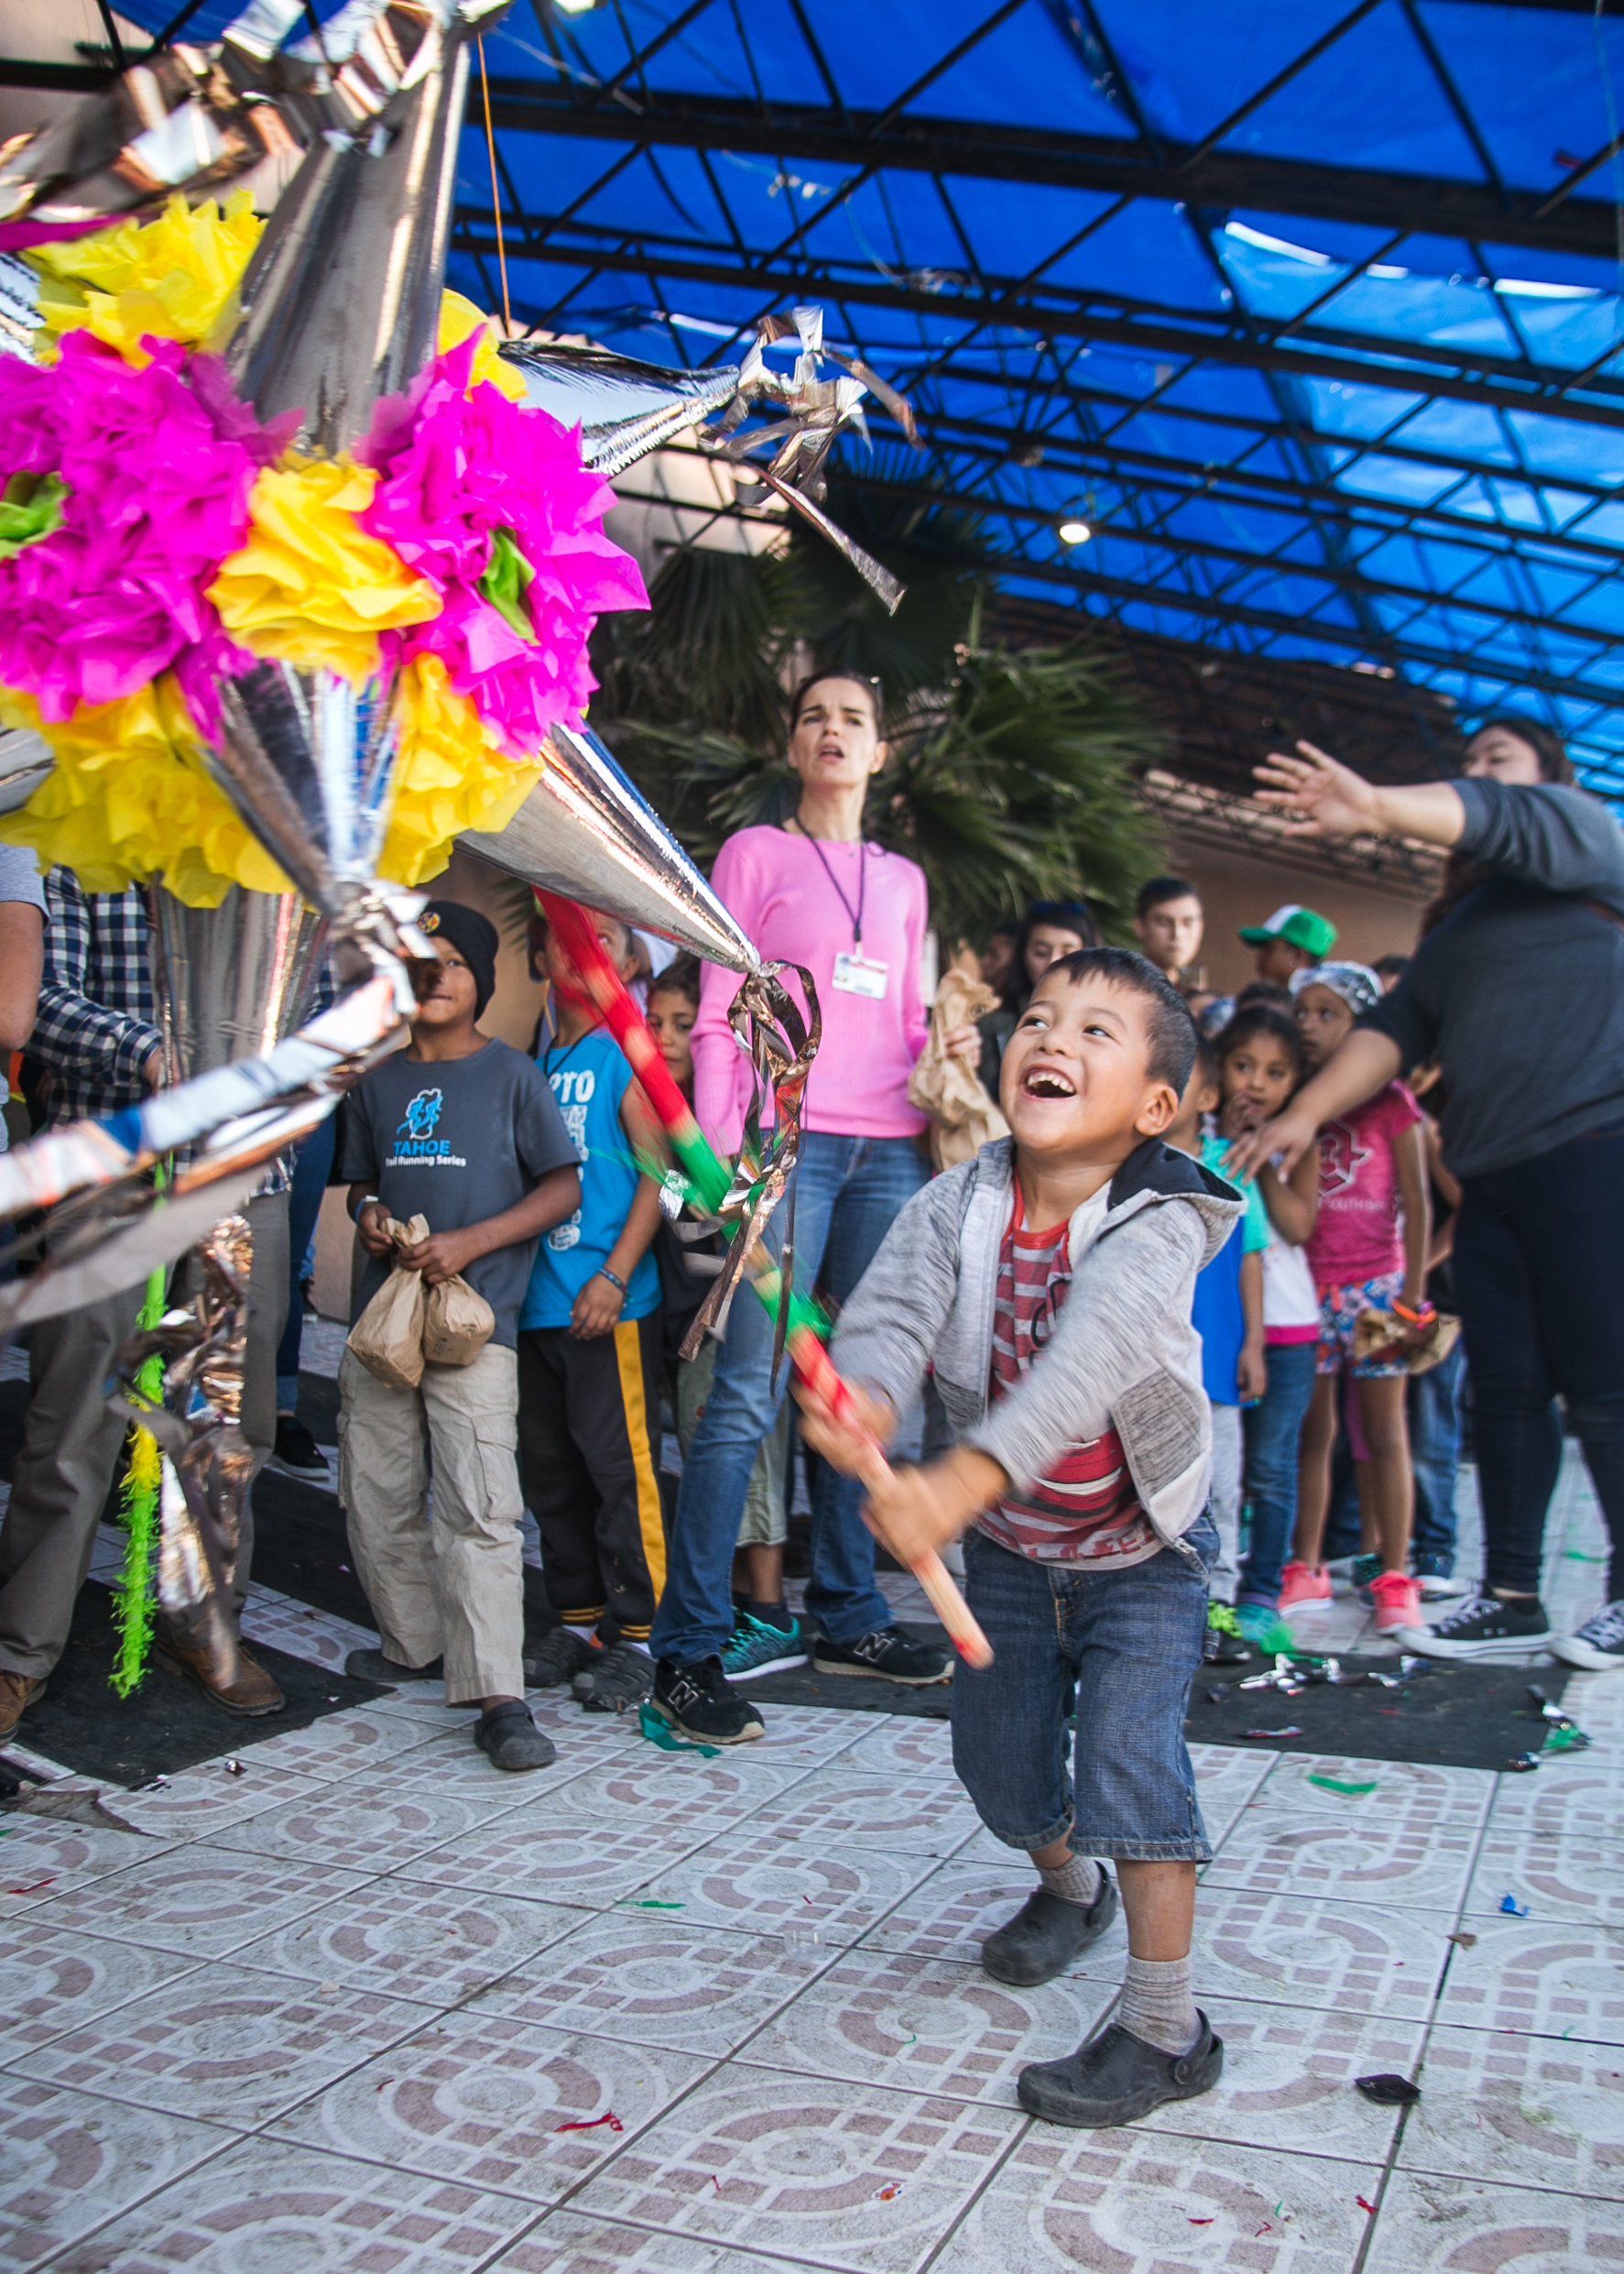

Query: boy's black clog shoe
<box><xmin>981</xmin><ymin>1873</ymin><xmax>1118</xmax><ymax>1986</ymax></box>
<box><xmin>1017</xmin><ymin>2015</ymin><xmax>1223</xmax><ymax>2128</ymax></box>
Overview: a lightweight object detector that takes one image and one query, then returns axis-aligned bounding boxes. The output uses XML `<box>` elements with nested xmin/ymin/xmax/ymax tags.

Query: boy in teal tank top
<box><xmin>518</xmin><ymin>907</ymin><xmax>670</xmax><ymax>1716</ymax></box>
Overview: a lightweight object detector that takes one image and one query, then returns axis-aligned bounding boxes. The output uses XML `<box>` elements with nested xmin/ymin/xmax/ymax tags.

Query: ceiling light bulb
<box><xmin>1058</xmin><ymin>519</ymin><xmax>1092</xmax><ymax>545</ymax></box>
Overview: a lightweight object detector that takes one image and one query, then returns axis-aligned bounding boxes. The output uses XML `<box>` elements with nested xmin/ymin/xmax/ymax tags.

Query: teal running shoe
<box><xmin>719</xmin><ymin>1611</ymin><xmax>807</xmax><ymax>1683</ymax></box>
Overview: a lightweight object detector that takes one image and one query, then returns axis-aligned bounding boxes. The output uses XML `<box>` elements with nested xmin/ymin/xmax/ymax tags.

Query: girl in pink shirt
<box><xmin>1281</xmin><ymin>962</ymin><xmax>1431</xmax><ymax>1634</ymax></box>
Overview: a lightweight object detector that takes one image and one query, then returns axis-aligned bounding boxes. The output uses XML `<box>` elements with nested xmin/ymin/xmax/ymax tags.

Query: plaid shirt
<box><xmin>29</xmin><ymin>871</ymin><xmax>161</xmax><ymax>1130</ymax></box>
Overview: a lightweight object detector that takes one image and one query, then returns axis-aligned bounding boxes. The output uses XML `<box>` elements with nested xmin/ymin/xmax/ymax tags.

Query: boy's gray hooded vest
<box><xmin>831</xmin><ymin>1135</ymin><xmax>1245</xmax><ymax>1548</ymax></box>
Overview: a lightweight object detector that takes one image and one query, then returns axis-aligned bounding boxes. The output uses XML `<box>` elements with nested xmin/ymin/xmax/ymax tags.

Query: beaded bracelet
<box><xmin>597</xmin><ymin>1266</ymin><xmax>627</xmax><ymax>1294</ymax></box>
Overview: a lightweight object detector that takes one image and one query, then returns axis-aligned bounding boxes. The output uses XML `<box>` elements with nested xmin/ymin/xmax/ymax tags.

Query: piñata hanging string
<box><xmin>110</xmin><ymin>1166</ymin><xmax>168</xmax><ymax>1698</ymax></box>
<box><xmin>476</xmin><ymin>36</ymin><xmax>513</xmax><ymax>336</ymax></box>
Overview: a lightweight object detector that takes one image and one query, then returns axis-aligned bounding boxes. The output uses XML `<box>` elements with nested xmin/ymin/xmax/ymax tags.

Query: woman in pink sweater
<box><xmin>649</xmin><ymin>672</ymin><xmax>953</xmax><ymax>1744</ymax></box>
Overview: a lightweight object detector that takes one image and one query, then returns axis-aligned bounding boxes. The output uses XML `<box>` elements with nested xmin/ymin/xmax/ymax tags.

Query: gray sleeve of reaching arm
<box><xmin>1455</xmin><ymin>780</ymin><xmax>1624</xmax><ymax>911</ymax></box>
<box><xmin>829</xmin><ymin>1168</ymin><xmax>969</xmax><ymax>1417</ymax></box>
<box><xmin>965</xmin><ymin>1201</ymin><xmax>1205</xmax><ymax>1493</ymax></box>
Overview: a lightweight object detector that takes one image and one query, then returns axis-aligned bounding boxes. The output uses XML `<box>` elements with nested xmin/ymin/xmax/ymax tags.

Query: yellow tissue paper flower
<box><xmin>0</xmin><ymin>679</ymin><xmax>293</xmax><ymax>905</ymax></box>
<box><xmin>384</xmin><ymin>654</ymin><xmax>543</xmax><ymax>885</ymax></box>
<box><xmin>0</xmin><ymin>660</ymin><xmax>545</xmax><ymax>905</ymax></box>
<box><xmin>28</xmin><ymin>193</ymin><xmax>263</xmax><ymax>365</ymax></box>
<box><xmin>438</xmin><ymin>290</ymin><xmax>528</xmax><ymax>401</ymax></box>
<box><xmin>208</xmin><ymin>456</ymin><xmax>441</xmax><ymax>679</ymax></box>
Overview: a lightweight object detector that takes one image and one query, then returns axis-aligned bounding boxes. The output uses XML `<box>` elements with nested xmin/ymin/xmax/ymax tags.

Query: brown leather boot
<box><xmin>0</xmin><ymin>1669</ymin><xmax>46</xmax><ymax>1740</ymax></box>
<box><xmin>155</xmin><ymin>1636</ymin><xmax>285</xmax><ymax>1717</ymax></box>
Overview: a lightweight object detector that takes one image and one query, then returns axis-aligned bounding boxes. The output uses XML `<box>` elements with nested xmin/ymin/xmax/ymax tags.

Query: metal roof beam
<box><xmin>903</xmin><ymin>369</ymin><xmax>1624</xmax><ymax>514</ymax></box>
<box><xmin>609</xmin><ymin>466</ymin><xmax>1621</xmax><ymax>705</ymax></box>
<box><xmin>910</xmin><ymin>412</ymin><xmax>1624</xmax><ymax>566</ymax></box>
<box><xmin>472</xmin><ymin>79</ymin><xmax>1623</xmax><ymax>260</ymax></box>
<box><xmin>456</xmin><ymin>216</ymin><xmax>1624</xmax><ymax>426</ymax></box>
<box><xmin>635</xmin><ymin>447</ymin><xmax>1618</xmax><ymax>630</ymax></box>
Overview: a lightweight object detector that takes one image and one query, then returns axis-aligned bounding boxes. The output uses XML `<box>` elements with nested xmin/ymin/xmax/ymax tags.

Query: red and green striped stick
<box><xmin>536</xmin><ymin>891</ymin><xmax>992</xmax><ymax>1668</ymax></box>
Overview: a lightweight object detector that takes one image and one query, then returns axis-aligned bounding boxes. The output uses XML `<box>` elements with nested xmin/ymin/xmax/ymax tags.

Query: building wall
<box><xmin>1162</xmin><ymin>836</ymin><xmax>1434</xmax><ymax>993</ymax></box>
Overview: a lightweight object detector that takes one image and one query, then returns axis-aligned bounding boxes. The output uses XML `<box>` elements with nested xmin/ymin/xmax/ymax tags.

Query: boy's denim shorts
<box><xmin>950</xmin><ymin>1515</ymin><xmax>1216</xmax><ymax>1864</ymax></box>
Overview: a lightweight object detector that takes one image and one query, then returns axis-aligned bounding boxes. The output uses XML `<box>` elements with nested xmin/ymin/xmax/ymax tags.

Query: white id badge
<box><xmin>831</xmin><ymin>951</ymin><xmax>889</xmax><ymax>1000</ymax></box>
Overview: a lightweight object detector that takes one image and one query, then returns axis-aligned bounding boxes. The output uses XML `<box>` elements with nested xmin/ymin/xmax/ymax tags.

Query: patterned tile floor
<box><xmin>2</xmin><ymin>1410</ymin><xmax>1620</xmax><ymax>2268</ymax></box>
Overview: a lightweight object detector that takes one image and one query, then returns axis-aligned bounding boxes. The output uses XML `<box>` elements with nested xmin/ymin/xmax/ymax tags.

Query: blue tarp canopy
<box><xmin>107</xmin><ymin>0</ymin><xmax>1624</xmax><ymax>796</ymax></box>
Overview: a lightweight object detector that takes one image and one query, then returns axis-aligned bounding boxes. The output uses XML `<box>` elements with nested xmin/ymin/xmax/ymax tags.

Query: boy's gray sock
<box><xmin>1119</xmin><ymin>1953</ymin><xmax>1201</xmax><ymax>2055</ymax></box>
<box><xmin>1037</xmin><ymin>1852</ymin><xmax>1101</xmax><ymax>1908</ymax></box>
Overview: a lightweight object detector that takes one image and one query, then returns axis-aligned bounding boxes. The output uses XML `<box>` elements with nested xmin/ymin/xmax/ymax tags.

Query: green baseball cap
<box><xmin>1237</xmin><ymin>903</ymin><xmax>1337</xmax><ymax>958</ymax></box>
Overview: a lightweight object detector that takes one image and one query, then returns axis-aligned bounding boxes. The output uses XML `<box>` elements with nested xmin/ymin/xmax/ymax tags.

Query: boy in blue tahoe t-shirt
<box><xmin>516</xmin><ymin>905</ymin><xmax>671</xmax><ymax>1718</ymax></box>
<box><xmin>338</xmin><ymin>902</ymin><xmax>580</xmax><ymax>1774</ymax></box>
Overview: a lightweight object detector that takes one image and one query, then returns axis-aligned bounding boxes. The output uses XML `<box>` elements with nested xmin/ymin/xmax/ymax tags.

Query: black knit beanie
<box><xmin>417</xmin><ymin>901</ymin><xmax>499</xmax><ymax>1020</ymax></box>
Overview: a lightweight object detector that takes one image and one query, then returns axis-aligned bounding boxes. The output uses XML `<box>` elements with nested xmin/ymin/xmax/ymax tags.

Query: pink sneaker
<box><xmin>1277</xmin><ymin>1560</ymin><xmax>1333</xmax><ymax>1614</ymax></box>
<box><xmin>1370</xmin><ymin>1570</ymin><xmax>1423</xmax><ymax>1634</ymax></box>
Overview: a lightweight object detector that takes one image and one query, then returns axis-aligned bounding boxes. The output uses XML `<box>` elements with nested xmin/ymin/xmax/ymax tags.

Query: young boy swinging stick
<box><xmin>798</xmin><ymin>946</ymin><xmax>1243</xmax><ymax>2126</ymax></box>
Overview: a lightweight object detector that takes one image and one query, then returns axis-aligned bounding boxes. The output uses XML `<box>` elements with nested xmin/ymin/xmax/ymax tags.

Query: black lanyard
<box><xmin>799</xmin><ymin>828</ymin><xmax>867</xmax><ymax>950</ymax></box>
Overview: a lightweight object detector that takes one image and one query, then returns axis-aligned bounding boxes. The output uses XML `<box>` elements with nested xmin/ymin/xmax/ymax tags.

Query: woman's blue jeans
<box><xmin>650</xmin><ymin>1132</ymin><xmax>930</xmax><ymax>1666</ymax></box>
<box><xmin>1237</xmin><ymin>1340</ymin><xmax>1317</xmax><ymax>1606</ymax></box>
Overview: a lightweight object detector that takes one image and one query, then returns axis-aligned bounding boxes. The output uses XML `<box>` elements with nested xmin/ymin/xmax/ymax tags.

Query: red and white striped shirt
<box><xmin>977</xmin><ymin>1190</ymin><xmax>1161</xmax><ymax>1567</ymax></box>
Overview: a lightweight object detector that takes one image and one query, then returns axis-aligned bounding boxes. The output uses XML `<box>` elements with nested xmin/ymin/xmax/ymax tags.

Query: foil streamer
<box><xmin>460</xmin><ymin>720</ymin><xmax>760</xmax><ymax>974</ymax></box>
<box><xmin>679</xmin><ymin>961</ymin><xmax>820</xmax><ymax>1369</ymax></box>
<box><xmin>499</xmin><ymin>307</ymin><xmax>919</xmax><ymax>614</ymax></box>
<box><xmin>108</xmin><ymin>1215</ymin><xmax>256</xmax><ymax>1685</ymax></box>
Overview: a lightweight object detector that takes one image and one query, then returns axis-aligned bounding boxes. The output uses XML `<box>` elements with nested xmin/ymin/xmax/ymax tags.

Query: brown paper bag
<box><xmin>908</xmin><ymin>957</ymin><xmax>1011</xmax><ymax>1171</ymax></box>
<box><xmin>422</xmin><ymin>1271</ymin><xmax>496</xmax><ymax>1367</ymax></box>
<box><xmin>345</xmin><ymin>1213</ymin><xmax>431</xmax><ymax>1390</ymax></box>
<box><xmin>1352</xmin><ymin>1305</ymin><xmax>1461</xmax><ymax>1375</ymax></box>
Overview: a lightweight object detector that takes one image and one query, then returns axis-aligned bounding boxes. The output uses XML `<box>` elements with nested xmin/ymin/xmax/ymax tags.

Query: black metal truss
<box><xmin>452</xmin><ymin>214</ymin><xmax>1624</xmax><ymax>428</ymax></box>
<box><xmin>475</xmin><ymin>77</ymin><xmax>1620</xmax><ymax>263</ymax></box>
<box><xmin>5</xmin><ymin>0</ymin><xmax>1622</xmax><ymax>262</ymax></box>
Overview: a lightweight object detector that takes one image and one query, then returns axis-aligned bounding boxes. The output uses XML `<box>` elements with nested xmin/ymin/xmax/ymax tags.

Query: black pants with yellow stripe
<box><xmin>516</xmin><ymin>1313</ymin><xmax>666</xmax><ymax>1643</ymax></box>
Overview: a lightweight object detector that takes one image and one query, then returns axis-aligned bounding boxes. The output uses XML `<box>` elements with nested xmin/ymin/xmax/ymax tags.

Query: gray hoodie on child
<box><xmin>831</xmin><ymin>1134</ymin><xmax>1244</xmax><ymax>1550</ymax></box>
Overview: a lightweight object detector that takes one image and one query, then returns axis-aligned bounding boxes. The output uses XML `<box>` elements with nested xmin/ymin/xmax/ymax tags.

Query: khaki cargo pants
<box><xmin>337</xmin><ymin>1341</ymin><xmax>524</xmax><ymax>1705</ymax></box>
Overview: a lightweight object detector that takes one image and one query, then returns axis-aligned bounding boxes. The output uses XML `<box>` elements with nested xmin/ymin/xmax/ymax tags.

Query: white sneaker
<box><xmin>1551</xmin><ymin>1600</ymin><xmax>1624</xmax><ymax>1673</ymax></box>
<box><xmin>1417</xmin><ymin>1572</ymin><xmax>1471</xmax><ymax>1602</ymax></box>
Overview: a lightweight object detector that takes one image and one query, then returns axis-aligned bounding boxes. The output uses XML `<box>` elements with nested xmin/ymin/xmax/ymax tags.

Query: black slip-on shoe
<box><xmin>475</xmin><ymin>1702</ymin><xmax>558</xmax><ymax>1772</ymax></box>
<box><xmin>1018</xmin><ymin>2014</ymin><xmax>1223</xmax><ymax>2128</ymax></box>
<box><xmin>574</xmin><ymin>1640</ymin><xmax>655</xmax><ymax>1714</ymax></box>
<box><xmin>1009</xmin><ymin>2019</ymin><xmax>1218</xmax><ymax>2119</ymax></box>
<box><xmin>524</xmin><ymin>1627</ymin><xmax>598</xmax><ymax>1689</ymax></box>
<box><xmin>344</xmin><ymin>1648</ymin><xmax>443</xmax><ymax>1685</ymax></box>
<box><xmin>812</xmin><ymin>1628</ymin><xmax>953</xmax><ymax>1685</ymax></box>
<box><xmin>649</xmin><ymin>1656</ymin><xmax>765</xmax><ymax>1744</ymax></box>
<box><xmin>981</xmin><ymin>1873</ymin><xmax>1118</xmax><ymax>1987</ymax></box>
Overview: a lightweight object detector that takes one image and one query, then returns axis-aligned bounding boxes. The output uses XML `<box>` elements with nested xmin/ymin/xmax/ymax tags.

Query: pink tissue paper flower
<box><xmin>0</xmin><ymin>333</ymin><xmax>287</xmax><ymax>727</ymax></box>
<box><xmin>360</xmin><ymin>334</ymin><xmax>648</xmax><ymax>753</ymax></box>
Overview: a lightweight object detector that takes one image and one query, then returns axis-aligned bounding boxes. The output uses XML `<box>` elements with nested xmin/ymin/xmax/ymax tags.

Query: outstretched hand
<box><xmin>1254</xmin><ymin>740</ymin><xmax>1381</xmax><ymax>839</ymax></box>
<box><xmin>1224</xmin><ymin>1101</ymin><xmax>1321</xmax><ymax>1183</ymax></box>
